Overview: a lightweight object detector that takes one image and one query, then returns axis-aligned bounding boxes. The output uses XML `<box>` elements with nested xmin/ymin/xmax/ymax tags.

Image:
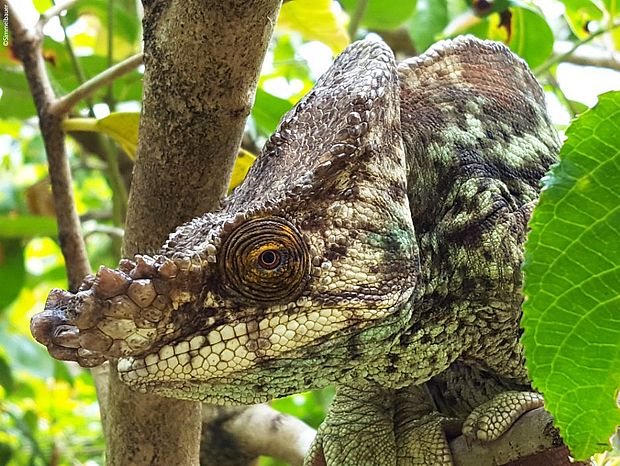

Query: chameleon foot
<box><xmin>304</xmin><ymin>384</ymin><xmax>397</xmax><ymax>466</ymax></box>
<box><xmin>396</xmin><ymin>413</ymin><xmax>462</xmax><ymax>466</ymax></box>
<box><xmin>462</xmin><ymin>391</ymin><xmax>544</xmax><ymax>441</ymax></box>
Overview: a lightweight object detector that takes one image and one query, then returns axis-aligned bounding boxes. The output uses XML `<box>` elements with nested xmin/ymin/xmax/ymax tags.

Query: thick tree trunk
<box><xmin>106</xmin><ymin>1</ymin><xmax>282</xmax><ymax>464</ymax></box>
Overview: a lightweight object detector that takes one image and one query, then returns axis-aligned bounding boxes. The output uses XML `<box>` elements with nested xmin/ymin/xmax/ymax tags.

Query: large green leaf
<box><xmin>508</xmin><ymin>6</ymin><xmax>554</xmax><ymax>68</ymax></box>
<box><xmin>278</xmin><ymin>0</ymin><xmax>350</xmax><ymax>53</ymax></box>
<box><xmin>0</xmin><ymin>70</ymin><xmax>37</xmax><ymax>119</ymax></box>
<box><xmin>522</xmin><ymin>91</ymin><xmax>620</xmax><ymax>460</ymax></box>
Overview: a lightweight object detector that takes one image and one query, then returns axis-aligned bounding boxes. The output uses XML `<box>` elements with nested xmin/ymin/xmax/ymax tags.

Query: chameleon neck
<box><xmin>382</xmin><ymin>55</ymin><xmax>560</xmax><ymax>386</ymax></box>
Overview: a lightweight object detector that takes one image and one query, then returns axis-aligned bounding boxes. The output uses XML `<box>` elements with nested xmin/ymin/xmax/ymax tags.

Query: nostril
<box><xmin>30</xmin><ymin>309</ymin><xmax>69</xmax><ymax>345</ymax></box>
<box><xmin>52</xmin><ymin>325</ymin><xmax>81</xmax><ymax>348</ymax></box>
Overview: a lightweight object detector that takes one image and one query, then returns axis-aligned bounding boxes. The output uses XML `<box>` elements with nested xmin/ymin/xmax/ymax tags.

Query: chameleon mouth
<box><xmin>116</xmin><ymin>304</ymin><xmax>381</xmax><ymax>387</ymax></box>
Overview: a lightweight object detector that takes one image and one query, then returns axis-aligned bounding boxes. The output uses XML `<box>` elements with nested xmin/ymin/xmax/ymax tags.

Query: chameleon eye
<box><xmin>220</xmin><ymin>217</ymin><xmax>309</xmax><ymax>303</ymax></box>
<box><xmin>257</xmin><ymin>249</ymin><xmax>280</xmax><ymax>270</ymax></box>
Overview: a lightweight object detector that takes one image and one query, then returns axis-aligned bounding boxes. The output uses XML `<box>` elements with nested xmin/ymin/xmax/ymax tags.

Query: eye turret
<box><xmin>220</xmin><ymin>217</ymin><xmax>310</xmax><ymax>303</ymax></box>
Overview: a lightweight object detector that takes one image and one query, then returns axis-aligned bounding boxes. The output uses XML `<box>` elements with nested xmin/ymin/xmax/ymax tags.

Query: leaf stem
<box><xmin>52</xmin><ymin>0</ymin><xmax>96</xmax><ymax>116</ymax></box>
<box><xmin>347</xmin><ymin>0</ymin><xmax>368</xmax><ymax>40</ymax></box>
<box><xmin>546</xmin><ymin>71</ymin><xmax>578</xmax><ymax>118</ymax></box>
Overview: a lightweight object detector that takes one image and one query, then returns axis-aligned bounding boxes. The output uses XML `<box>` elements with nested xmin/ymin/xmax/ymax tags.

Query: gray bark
<box><xmin>106</xmin><ymin>1</ymin><xmax>282</xmax><ymax>464</ymax></box>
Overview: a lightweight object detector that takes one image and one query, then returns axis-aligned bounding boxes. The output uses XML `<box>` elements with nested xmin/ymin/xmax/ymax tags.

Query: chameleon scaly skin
<box><xmin>31</xmin><ymin>36</ymin><xmax>560</xmax><ymax>464</ymax></box>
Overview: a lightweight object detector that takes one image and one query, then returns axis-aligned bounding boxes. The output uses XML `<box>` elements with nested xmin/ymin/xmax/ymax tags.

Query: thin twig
<box><xmin>38</xmin><ymin>0</ymin><xmax>78</xmax><ymax>29</ymax></box>
<box><xmin>347</xmin><ymin>0</ymin><xmax>368</xmax><ymax>40</ymax></box>
<box><xmin>535</xmin><ymin>22</ymin><xmax>620</xmax><ymax>75</ymax></box>
<box><xmin>546</xmin><ymin>71</ymin><xmax>578</xmax><ymax>117</ymax></box>
<box><xmin>49</xmin><ymin>53</ymin><xmax>143</xmax><ymax>116</ymax></box>
<box><xmin>552</xmin><ymin>41</ymin><xmax>620</xmax><ymax>71</ymax></box>
<box><xmin>106</xmin><ymin>0</ymin><xmax>115</xmax><ymax>107</ymax></box>
<box><xmin>84</xmin><ymin>224</ymin><xmax>125</xmax><ymax>240</ymax></box>
<box><xmin>102</xmin><ymin>0</ymin><xmax>126</xmax><ymax>249</ymax></box>
<box><xmin>3</xmin><ymin>0</ymin><xmax>90</xmax><ymax>290</ymax></box>
<box><xmin>53</xmin><ymin>0</ymin><xmax>95</xmax><ymax>116</ymax></box>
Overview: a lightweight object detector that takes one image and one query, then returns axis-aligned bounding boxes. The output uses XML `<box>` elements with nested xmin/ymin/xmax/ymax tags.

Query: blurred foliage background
<box><xmin>0</xmin><ymin>0</ymin><xmax>618</xmax><ymax>464</ymax></box>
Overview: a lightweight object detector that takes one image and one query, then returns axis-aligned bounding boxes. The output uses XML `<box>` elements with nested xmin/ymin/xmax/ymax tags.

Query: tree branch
<box><xmin>49</xmin><ymin>53</ymin><xmax>144</xmax><ymax>116</ymax></box>
<box><xmin>104</xmin><ymin>1</ymin><xmax>283</xmax><ymax>464</ymax></box>
<box><xmin>535</xmin><ymin>22</ymin><xmax>620</xmax><ymax>75</ymax></box>
<box><xmin>4</xmin><ymin>0</ymin><xmax>90</xmax><ymax>291</ymax></box>
<box><xmin>450</xmin><ymin>408</ymin><xmax>588</xmax><ymax>466</ymax></box>
<box><xmin>38</xmin><ymin>0</ymin><xmax>78</xmax><ymax>29</ymax></box>
<box><xmin>201</xmin><ymin>404</ymin><xmax>316</xmax><ymax>466</ymax></box>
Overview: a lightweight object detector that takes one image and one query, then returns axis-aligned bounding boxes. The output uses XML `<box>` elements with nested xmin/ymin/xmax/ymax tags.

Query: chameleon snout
<box><xmin>31</xmin><ymin>254</ymin><xmax>208</xmax><ymax>367</ymax></box>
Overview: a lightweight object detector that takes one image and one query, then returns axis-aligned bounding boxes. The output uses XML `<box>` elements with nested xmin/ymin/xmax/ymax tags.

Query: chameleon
<box><xmin>30</xmin><ymin>36</ymin><xmax>560</xmax><ymax>465</ymax></box>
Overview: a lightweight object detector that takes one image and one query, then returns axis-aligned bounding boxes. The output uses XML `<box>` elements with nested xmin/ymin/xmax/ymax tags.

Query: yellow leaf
<box><xmin>62</xmin><ymin>113</ymin><xmax>140</xmax><ymax>158</ymax></box>
<box><xmin>63</xmin><ymin>113</ymin><xmax>255</xmax><ymax>191</ymax></box>
<box><xmin>278</xmin><ymin>0</ymin><xmax>350</xmax><ymax>53</ymax></box>
<box><xmin>229</xmin><ymin>149</ymin><xmax>256</xmax><ymax>193</ymax></box>
<box><xmin>96</xmin><ymin>112</ymin><xmax>140</xmax><ymax>158</ymax></box>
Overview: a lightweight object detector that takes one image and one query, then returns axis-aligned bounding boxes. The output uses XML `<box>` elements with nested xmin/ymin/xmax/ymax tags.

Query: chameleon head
<box><xmin>31</xmin><ymin>39</ymin><xmax>420</xmax><ymax>403</ymax></box>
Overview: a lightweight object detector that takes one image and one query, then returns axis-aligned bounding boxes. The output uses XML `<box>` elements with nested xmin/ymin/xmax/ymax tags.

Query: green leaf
<box><xmin>0</xmin><ymin>216</ymin><xmax>58</xmax><ymax>238</ymax></box>
<box><xmin>0</xmin><ymin>442</ymin><xmax>12</xmax><ymax>466</ymax></box>
<box><xmin>339</xmin><ymin>0</ymin><xmax>418</xmax><ymax>30</ymax></box>
<box><xmin>508</xmin><ymin>6</ymin><xmax>554</xmax><ymax>68</ymax></box>
<box><xmin>72</xmin><ymin>113</ymin><xmax>141</xmax><ymax>159</ymax></box>
<box><xmin>522</xmin><ymin>91</ymin><xmax>620</xmax><ymax>460</ymax></box>
<box><xmin>408</xmin><ymin>0</ymin><xmax>449</xmax><ymax>52</ymax></box>
<box><xmin>0</xmin><ymin>353</ymin><xmax>14</xmax><ymax>394</ymax></box>
<box><xmin>96</xmin><ymin>112</ymin><xmax>140</xmax><ymax>157</ymax></box>
<box><xmin>601</xmin><ymin>0</ymin><xmax>620</xmax><ymax>49</ymax></box>
<box><xmin>278</xmin><ymin>0</ymin><xmax>350</xmax><ymax>53</ymax></box>
<box><xmin>228</xmin><ymin>149</ymin><xmax>256</xmax><ymax>193</ymax></box>
<box><xmin>0</xmin><ymin>120</ymin><xmax>22</xmax><ymax>138</ymax></box>
<box><xmin>454</xmin><ymin>5</ymin><xmax>554</xmax><ymax>68</ymax></box>
<box><xmin>559</xmin><ymin>0</ymin><xmax>604</xmax><ymax>39</ymax></box>
<box><xmin>53</xmin><ymin>360</ymin><xmax>74</xmax><ymax>386</ymax></box>
<box><xmin>0</xmin><ymin>240</ymin><xmax>25</xmax><ymax>310</ymax></box>
<box><xmin>252</xmin><ymin>89</ymin><xmax>293</xmax><ymax>136</ymax></box>
<box><xmin>32</xmin><ymin>0</ymin><xmax>53</xmax><ymax>13</ymax></box>
<box><xmin>0</xmin><ymin>329</ymin><xmax>55</xmax><ymax>380</ymax></box>
<box><xmin>64</xmin><ymin>112</ymin><xmax>257</xmax><ymax>187</ymax></box>
<box><xmin>0</xmin><ymin>69</ymin><xmax>37</xmax><ymax>119</ymax></box>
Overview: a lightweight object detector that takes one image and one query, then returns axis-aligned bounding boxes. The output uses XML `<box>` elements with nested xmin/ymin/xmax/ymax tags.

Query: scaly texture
<box><xmin>31</xmin><ymin>36</ymin><xmax>560</xmax><ymax>464</ymax></box>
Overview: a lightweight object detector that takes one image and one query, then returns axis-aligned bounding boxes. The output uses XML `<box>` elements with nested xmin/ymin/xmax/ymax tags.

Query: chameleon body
<box><xmin>31</xmin><ymin>36</ymin><xmax>560</xmax><ymax>465</ymax></box>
